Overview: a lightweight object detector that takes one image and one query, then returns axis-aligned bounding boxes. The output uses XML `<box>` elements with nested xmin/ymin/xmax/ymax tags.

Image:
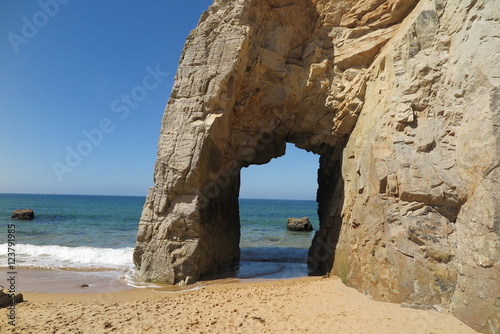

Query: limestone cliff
<box><xmin>134</xmin><ymin>0</ymin><xmax>499</xmax><ymax>332</ymax></box>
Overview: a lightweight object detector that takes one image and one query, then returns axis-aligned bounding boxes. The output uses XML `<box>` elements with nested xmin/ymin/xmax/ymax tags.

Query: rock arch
<box><xmin>134</xmin><ymin>0</ymin><xmax>499</xmax><ymax>332</ymax></box>
<box><xmin>133</xmin><ymin>0</ymin><xmax>346</xmax><ymax>285</ymax></box>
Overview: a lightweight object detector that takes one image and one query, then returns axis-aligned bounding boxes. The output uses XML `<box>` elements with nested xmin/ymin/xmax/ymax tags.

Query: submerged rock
<box><xmin>11</xmin><ymin>209</ymin><xmax>34</xmax><ymax>220</ymax></box>
<box><xmin>287</xmin><ymin>217</ymin><xmax>313</xmax><ymax>232</ymax></box>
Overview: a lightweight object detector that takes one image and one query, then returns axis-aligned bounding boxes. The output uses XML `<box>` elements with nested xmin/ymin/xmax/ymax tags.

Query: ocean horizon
<box><xmin>0</xmin><ymin>193</ymin><xmax>318</xmax><ymax>288</ymax></box>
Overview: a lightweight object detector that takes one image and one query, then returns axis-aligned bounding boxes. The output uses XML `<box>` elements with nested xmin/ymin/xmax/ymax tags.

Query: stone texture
<box><xmin>287</xmin><ymin>217</ymin><xmax>313</xmax><ymax>231</ymax></box>
<box><xmin>134</xmin><ymin>0</ymin><xmax>499</xmax><ymax>332</ymax></box>
<box><xmin>11</xmin><ymin>209</ymin><xmax>34</xmax><ymax>220</ymax></box>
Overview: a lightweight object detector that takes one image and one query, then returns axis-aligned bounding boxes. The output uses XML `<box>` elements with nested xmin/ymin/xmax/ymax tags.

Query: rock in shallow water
<box><xmin>287</xmin><ymin>217</ymin><xmax>313</xmax><ymax>232</ymax></box>
<box><xmin>11</xmin><ymin>209</ymin><xmax>34</xmax><ymax>220</ymax></box>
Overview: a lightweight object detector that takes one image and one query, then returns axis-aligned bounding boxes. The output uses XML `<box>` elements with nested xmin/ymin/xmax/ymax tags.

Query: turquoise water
<box><xmin>0</xmin><ymin>194</ymin><xmax>318</xmax><ymax>279</ymax></box>
<box><xmin>0</xmin><ymin>194</ymin><xmax>143</xmax><ymax>249</ymax></box>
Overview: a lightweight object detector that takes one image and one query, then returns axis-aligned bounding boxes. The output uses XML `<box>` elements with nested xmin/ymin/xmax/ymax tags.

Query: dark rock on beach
<box><xmin>287</xmin><ymin>217</ymin><xmax>313</xmax><ymax>232</ymax></box>
<box><xmin>0</xmin><ymin>289</ymin><xmax>23</xmax><ymax>307</ymax></box>
<box><xmin>11</xmin><ymin>208</ymin><xmax>34</xmax><ymax>220</ymax></box>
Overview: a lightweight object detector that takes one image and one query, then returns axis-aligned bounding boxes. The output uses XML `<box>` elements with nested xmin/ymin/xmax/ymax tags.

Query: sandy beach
<box><xmin>1</xmin><ymin>275</ymin><xmax>478</xmax><ymax>334</ymax></box>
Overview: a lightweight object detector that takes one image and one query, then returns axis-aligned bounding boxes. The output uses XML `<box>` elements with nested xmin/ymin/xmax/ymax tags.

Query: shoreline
<box><xmin>0</xmin><ymin>260</ymin><xmax>310</xmax><ymax>295</ymax></box>
<box><xmin>0</xmin><ymin>268</ymin><xmax>135</xmax><ymax>294</ymax></box>
<box><xmin>1</xmin><ymin>275</ymin><xmax>478</xmax><ymax>333</ymax></box>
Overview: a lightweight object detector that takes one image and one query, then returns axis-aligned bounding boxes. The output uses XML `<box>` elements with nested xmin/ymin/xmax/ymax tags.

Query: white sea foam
<box><xmin>0</xmin><ymin>244</ymin><xmax>310</xmax><ymax>288</ymax></box>
<box><xmin>0</xmin><ymin>243</ymin><xmax>134</xmax><ymax>270</ymax></box>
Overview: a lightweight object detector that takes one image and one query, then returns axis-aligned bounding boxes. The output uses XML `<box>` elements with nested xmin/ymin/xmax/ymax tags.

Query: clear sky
<box><xmin>0</xmin><ymin>0</ymin><xmax>319</xmax><ymax>200</ymax></box>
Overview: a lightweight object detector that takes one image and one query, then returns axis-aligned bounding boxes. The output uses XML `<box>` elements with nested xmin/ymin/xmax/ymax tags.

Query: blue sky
<box><xmin>0</xmin><ymin>0</ymin><xmax>319</xmax><ymax>200</ymax></box>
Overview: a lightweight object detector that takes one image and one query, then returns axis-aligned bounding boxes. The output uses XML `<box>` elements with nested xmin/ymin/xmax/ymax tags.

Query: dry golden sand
<box><xmin>1</xmin><ymin>276</ymin><xmax>477</xmax><ymax>334</ymax></box>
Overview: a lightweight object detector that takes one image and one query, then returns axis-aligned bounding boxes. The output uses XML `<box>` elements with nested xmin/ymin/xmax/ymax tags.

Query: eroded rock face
<box><xmin>134</xmin><ymin>0</ymin><xmax>499</xmax><ymax>332</ymax></box>
<box><xmin>318</xmin><ymin>1</ymin><xmax>499</xmax><ymax>332</ymax></box>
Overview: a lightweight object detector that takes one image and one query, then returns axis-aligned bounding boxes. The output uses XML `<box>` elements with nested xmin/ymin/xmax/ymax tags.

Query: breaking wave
<box><xmin>0</xmin><ymin>243</ymin><xmax>134</xmax><ymax>270</ymax></box>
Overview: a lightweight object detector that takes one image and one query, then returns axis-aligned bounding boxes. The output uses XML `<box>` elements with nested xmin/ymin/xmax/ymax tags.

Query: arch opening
<box><xmin>236</xmin><ymin>143</ymin><xmax>320</xmax><ymax>280</ymax></box>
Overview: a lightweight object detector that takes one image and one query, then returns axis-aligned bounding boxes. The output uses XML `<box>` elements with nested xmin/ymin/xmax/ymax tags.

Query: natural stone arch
<box><xmin>133</xmin><ymin>1</ymin><xmax>499</xmax><ymax>331</ymax></box>
<box><xmin>133</xmin><ymin>0</ymin><xmax>424</xmax><ymax>284</ymax></box>
<box><xmin>133</xmin><ymin>0</ymin><xmax>345</xmax><ymax>284</ymax></box>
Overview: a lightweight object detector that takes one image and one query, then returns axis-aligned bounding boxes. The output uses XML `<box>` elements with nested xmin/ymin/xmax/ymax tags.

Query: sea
<box><xmin>0</xmin><ymin>193</ymin><xmax>318</xmax><ymax>291</ymax></box>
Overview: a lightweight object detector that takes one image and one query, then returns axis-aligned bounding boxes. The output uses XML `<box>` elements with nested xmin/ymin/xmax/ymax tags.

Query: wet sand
<box><xmin>1</xmin><ymin>268</ymin><xmax>135</xmax><ymax>294</ymax></box>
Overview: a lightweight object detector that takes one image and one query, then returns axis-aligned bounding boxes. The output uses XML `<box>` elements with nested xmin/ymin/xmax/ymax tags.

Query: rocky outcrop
<box><xmin>134</xmin><ymin>0</ymin><xmax>499</xmax><ymax>332</ymax></box>
<box><xmin>287</xmin><ymin>217</ymin><xmax>313</xmax><ymax>231</ymax></box>
<box><xmin>0</xmin><ymin>289</ymin><xmax>23</xmax><ymax>308</ymax></box>
<box><xmin>11</xmin><ymin>209</ymin><xmax>34</xmax><ymax>220</ymax></box>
